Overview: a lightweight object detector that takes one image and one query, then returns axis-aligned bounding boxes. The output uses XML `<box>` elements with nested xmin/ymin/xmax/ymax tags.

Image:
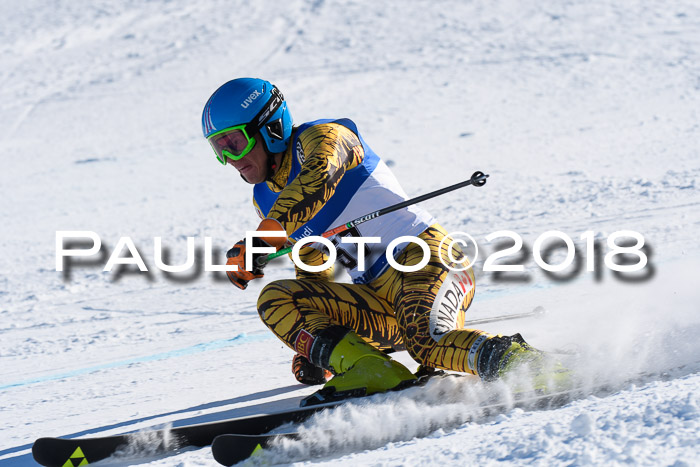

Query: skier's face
<box><xmin>226</xmin><ymin>134</ymin><xmax>268</xmax><ymax>184</ymax></box>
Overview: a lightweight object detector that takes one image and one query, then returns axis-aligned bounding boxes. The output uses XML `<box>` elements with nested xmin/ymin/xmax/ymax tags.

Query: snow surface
<box><xmin>1</xmin><ymin>0</ymin><xmax>699</xmax><ymax>465</ymax></box>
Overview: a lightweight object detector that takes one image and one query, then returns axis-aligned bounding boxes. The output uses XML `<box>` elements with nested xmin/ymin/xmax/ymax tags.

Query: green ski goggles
<box><xmin>207</xmin><ymin>85</ymin><xmax>285</xmax><ymax>165</ymax></box>
<box><xmin>208</xmin><ymin>125</ymin><xmax>256</xmax><ymax>164</ymax></box>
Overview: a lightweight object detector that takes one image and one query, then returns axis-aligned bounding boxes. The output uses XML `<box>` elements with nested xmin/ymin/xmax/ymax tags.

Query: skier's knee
<box><xmin>401</xmin><ymin>334</ymin><xmax>432</xmax><ymax>367</ymax></box>
<box><xmin>257</xmin><ymin>279</ymin><xmax>295</xmax><ymax>324</ymax></box>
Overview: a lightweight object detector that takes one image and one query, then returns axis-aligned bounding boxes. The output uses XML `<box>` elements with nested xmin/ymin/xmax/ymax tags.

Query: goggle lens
<box><xmin>208</xmin><ymin>127</ymin><xmax>255</xmax><ymax>164</ymax></box>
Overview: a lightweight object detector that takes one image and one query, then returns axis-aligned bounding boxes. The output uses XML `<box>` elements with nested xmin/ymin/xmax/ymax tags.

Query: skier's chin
<box><xmin>239</xmin><ymin>172</ymin><xmax>263</xmax><ymax>184</ymax></box>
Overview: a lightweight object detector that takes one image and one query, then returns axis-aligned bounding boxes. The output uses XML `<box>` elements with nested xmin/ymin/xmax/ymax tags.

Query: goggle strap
<box><xmin>248</xmin><ymin>86</ymin><xmax>284</xmax><ymax>137</ymax></box>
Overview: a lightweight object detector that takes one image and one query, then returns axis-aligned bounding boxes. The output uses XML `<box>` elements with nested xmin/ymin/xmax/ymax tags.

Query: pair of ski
<box><xmin>32</xmin><ymin>308</ymin><xmax>548</xmax><ymax>467</ymax></box>
<box><xmin>217</xmin><ymin>355</ymin><xmax>696</xmax><ymax>465</ymax></box>
<box><xmin>32</xmin><ymin>373</ymin><xmax>580</xmax><ymax>467</ymax></box>
<box><xmin>211</xmin><ymin>382</ymin><xmax>581</xmax><ymax>465</ymax></box>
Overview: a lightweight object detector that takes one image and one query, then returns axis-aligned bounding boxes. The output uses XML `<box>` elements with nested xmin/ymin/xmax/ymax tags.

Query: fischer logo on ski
<box><xmin>63</xmin><ymin>447</ymin><xmax>88</xmax><ymax>467</ymax></box>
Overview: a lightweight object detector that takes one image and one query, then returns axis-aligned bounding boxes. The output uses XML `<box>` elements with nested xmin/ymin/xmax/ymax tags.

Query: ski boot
<box><xmin>479</xmin><ymin>334</ymin><xmax>573</xmax><ymax>394</ymax></box>
<box><xmin>300</xmin><ymin>326</ymin><xmax>416</xmax><ymax>406</ymax></box>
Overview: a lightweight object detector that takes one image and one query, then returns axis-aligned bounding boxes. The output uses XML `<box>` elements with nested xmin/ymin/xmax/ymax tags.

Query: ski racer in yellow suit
<box><xmin>202</xmin><ymin>78</ymin><xmax>568</xmax><ymax>401</ymax></box>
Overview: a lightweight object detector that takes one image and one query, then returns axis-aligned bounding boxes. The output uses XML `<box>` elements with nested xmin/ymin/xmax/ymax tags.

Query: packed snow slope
<box><xmin>1</xmin><ymin>0</ymin><xmax>699</xmax><ymax>465</ymax></box>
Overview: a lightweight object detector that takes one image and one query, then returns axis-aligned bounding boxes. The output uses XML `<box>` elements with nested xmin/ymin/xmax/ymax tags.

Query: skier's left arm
<box><xmin>293</xmin><ymin>245</ymin><xmax>334</xmax><ymax>281</ymax></box>
<box><xmin>267</xmin><ymin>123</ymin><xmax>364</xmax><ymax>236</ymax></box>
<box><xmin>224</xmin><ymin>123</ymin><xmax>362</xmax><ymax>289</ymax></box>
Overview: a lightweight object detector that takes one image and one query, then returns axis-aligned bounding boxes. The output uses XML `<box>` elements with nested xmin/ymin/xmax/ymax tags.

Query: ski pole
<box><xmin>256</xmin><ymin>170</ymin><xmax>489</xmax><ymax>267</ymax></box>
<box><xmin>464</xmin><ymin>306</ymin><xmax>546</xmax><ymax>326</ymax></box>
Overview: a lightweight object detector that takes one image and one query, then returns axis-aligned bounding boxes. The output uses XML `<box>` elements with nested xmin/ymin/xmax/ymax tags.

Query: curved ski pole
<box><xmin>255</xmin><ymin>171</ymin><xmax>489</xmax><ymax>267</ymax></box>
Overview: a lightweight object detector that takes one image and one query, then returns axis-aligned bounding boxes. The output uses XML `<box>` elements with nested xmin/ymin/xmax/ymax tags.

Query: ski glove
<box><xmin>226</xmin><ymin>218</ymin><xmax>287</xmax><ymax>290</ymax></box>
<box><xmin>292</xmin><ymin>353</ymin><xmax>333</xmax><ymax>385</ymax></box>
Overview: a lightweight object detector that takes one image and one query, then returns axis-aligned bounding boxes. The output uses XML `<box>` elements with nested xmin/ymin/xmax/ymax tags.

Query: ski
<box><xmin>29</xmin><ymin>307</ymin><xmax>544</xmax><ymax>467</ymax></box>
<box><xmin>31</xmin><ymin>399</ymin><xmax>343</xmax><ymax>467</ymax></box>
<box><xmin>210</xmin><ymin>385</ymin><xmax>581</xmax><ymax>466</ymax></box>
<box><xmin>34</xmin><ymin>306</ymin><xmax>545</xmax><ymax>464</ymax></box>
<box><xmin>32</xmin><ymin>371</ymin><xmax>441</xmax><ymax>467</ymax></box>
<box><xmin>212</xmin><ymin>432</ymin><xmax>298</xmax><ymax>465</ymax></box>
<box><xmin>209</xmin><ymin>359</ymin><xmax>700</xmax><ymax>466</ymax></box>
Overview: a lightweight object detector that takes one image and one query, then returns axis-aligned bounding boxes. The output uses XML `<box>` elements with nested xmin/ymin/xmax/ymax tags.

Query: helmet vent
<box><xmin>266</xmin><ymin>119</ymin><xmax>284</xmax><ymax>140</ymax></box>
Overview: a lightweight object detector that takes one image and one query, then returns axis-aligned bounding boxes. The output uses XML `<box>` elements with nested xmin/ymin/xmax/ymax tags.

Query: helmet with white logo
<box><xmin>201</xmin><ymin>78</ymin><xmax>293</xmax><ymax>156</ymax></box>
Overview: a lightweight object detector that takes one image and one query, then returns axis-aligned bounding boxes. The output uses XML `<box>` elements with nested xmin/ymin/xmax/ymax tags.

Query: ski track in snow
<box><xmin>1</xmin><ymin>0</ymin><xmax>699</xmax><ymax>465</ymax></box>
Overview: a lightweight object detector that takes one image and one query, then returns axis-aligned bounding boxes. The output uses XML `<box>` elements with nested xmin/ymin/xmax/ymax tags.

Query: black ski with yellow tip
<box><xmin>31</xmin><ymin>308</ymin><xmax>546</xmax><ymax>467</ymax></box>
<box><xmin>210</xmin><ymin>385</ymin><xmax>583</xmax><ymax>466</ymax></box>
<box><xmin>31</xmin><ymin>399</ymin><xmax>343</xmax><ymax>467</ymax></box>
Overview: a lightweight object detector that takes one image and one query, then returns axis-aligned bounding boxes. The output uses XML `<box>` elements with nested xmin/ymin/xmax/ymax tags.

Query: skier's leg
<box><xmin>370</xmin><ymin>224</ymin><xmax>485</xmax><ymax>375</ymax></box>
<box><xmin>373</xmin><ymin>224</ymin><xmax>571</xmax><ymax>389</ymax></box>
<box><xmin>257</xmin><ymin>279</ymin><xmax>415</xmax><ymax>393</ymax></box>
<box><xmin>257</xmin><ymin>279</ymin><xmax>403</xmax><ymax>352</ymax></box>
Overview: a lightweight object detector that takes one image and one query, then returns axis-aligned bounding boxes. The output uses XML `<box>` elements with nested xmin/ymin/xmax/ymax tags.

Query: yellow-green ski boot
<box><xmin>478</xmin><ymin>333</ymin><xmax>573</xmax><ymax>394</ymax></box>
<box><xmin>300</xmin><ymin>326</ymin><xmax>416</xmax><ymax>406</ymax></box>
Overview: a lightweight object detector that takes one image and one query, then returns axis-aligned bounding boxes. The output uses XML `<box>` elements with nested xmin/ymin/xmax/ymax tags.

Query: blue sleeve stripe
<box><xmin>254</xmin><ymin>119</ymin><xmax>379</xmax><ymax>241</ymax></box>
<box><xmin>290</xmin><ymin>153</ymin><xmax>378</xmax><ymax>240</ymax></box>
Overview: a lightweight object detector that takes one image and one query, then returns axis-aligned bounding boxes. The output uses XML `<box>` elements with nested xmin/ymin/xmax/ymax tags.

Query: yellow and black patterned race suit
<box><xmin>254</xmin><ymin>122</ymin><xmax>497</xmax><ymax>376</ymax></box>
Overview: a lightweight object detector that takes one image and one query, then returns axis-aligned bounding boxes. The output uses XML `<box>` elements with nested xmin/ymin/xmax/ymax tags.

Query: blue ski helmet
<box><xmin>202</xmin><ymin>78</ymin><xmax>293</xmax><ymax>155</ymax></box>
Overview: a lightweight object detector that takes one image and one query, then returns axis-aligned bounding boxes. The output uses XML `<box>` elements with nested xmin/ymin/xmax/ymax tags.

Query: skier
<box><xmin>201</xmin><ymin>78</ymin><xmax>569</xmax><ymax>400</ymax></box>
